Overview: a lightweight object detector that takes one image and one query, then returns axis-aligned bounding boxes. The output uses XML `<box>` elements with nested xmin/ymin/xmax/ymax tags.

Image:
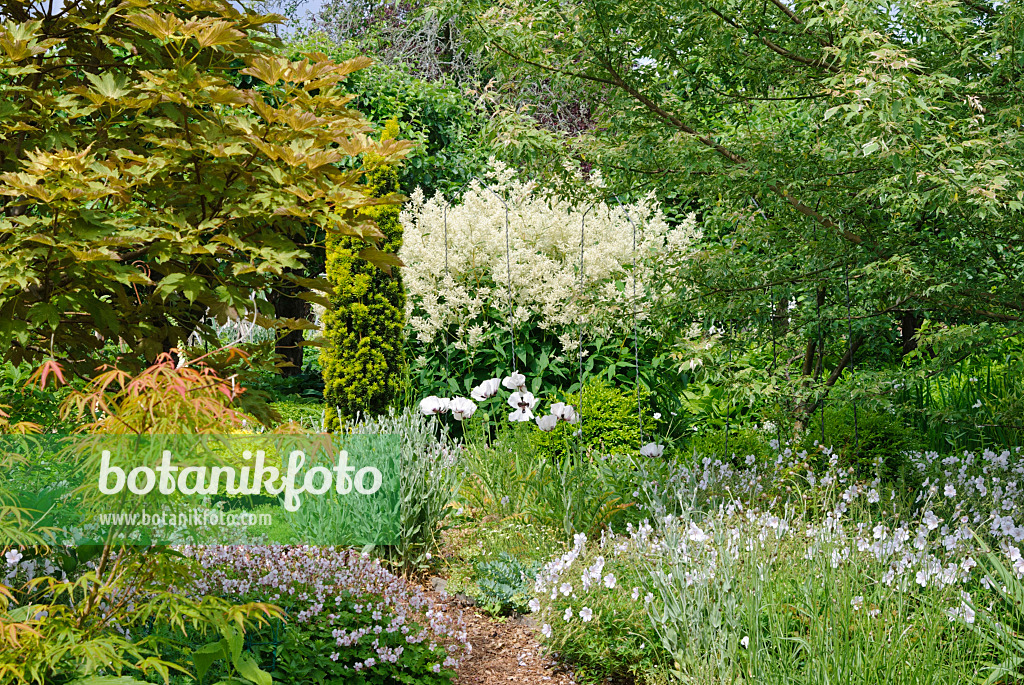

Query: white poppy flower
<box><xmin>508</xmin><ymin>391</ymin><xmax>537</xmax><ymax>422</ymax></box>
<box><xmin>639</xmin><ymin>442</ymin><xmax>665</xmax><ymax>458</ymax></box>
<box><xmin>419</xmin><ymin>396</ymin><xmax>450</xmax><ymax>416</ymax></box>
<box><xmin>449</xmin><ymin>397</ymin><xmax>477</xmax><ymax>421</ymax></box>
<box><xmin>536</xmin><ymin>414</ymin><xmax>559</xmax><ymax>432</ymax></box>
<box><xmin>471</xmin><ymin>378</ymin><xmax>502</xmax><ymax>401</ymax></box>
<box><xmin>502</xmin><ymin>372</ymin><xmax>527</xmax><ymax>391</ymax></box>
<box><xmin>550</xmin><ymin>402</ymin><xmax>579</xmax><ymax>424</ymax></box>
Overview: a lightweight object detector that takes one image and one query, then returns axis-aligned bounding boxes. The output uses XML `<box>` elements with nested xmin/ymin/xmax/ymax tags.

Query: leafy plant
<box><xmin>0</xmin><ymin>0</ymin><xmax>411</xmax><ymax>374</ymax></box>
<box><xmin>475</xmin><ymin>552</ymin><xmax>539</xmax><ymax>616</ymax></box>
<box><xmin>322</xmin><ymin>123</ymin><xmax>407</xmax><ymax>429</ymax></box>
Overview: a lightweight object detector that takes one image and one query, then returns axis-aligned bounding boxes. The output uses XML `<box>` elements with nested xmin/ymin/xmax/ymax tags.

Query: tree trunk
<box><xmin>270</xmin><ymin>277</ymin><xmax>310</xmax><ymax>377</ymax></box>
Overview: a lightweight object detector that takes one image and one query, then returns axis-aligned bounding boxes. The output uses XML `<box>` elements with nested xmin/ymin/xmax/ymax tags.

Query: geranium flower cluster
<box><xmin>398</xmin><ymin>161</ymin><xmax>700</xmax><ymax>355</ymax></box>
<box><xmin>419</xmin><ymin>371</ymin><xmax>580</xmax><ymax>431</ymax></box>
<box><xmin>529</xmin><ymin>444</ymin><xmax>1024</xmax><ymax>654</ymax></box>
<box><xmin>184</xmin><ymin>545</ymin><xmax>470</xmax><ymax>680</ymax></box>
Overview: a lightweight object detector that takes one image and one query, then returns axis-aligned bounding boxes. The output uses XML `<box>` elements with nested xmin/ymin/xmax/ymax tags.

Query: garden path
<box><xmin>428</xmin><ymin>588</ymin><xmax>577</xmax><ymax>685</ymax></box>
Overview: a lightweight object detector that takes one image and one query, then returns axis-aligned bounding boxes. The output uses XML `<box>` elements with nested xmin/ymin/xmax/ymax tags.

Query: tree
<box><xmin>451</xmin><ymin>0</ymin><xmax>1024</xmax><ymax>416</ymax></box>
<box><xmin>0</xmin><ymin>0</ymin><xmax>411</xmax><ymax>376</ymax></box>
<box><xmin>321</xmin><ymin>119</ymin><xmax>407</xmax><ymax>426</ymax></box>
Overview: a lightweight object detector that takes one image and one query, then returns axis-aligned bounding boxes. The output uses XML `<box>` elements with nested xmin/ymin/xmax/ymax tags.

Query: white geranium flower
<box><xmin>944</xmin><ymin>484</ymin><xmax>956</xmax><ymax>497</ymax></box>
<box><xmin>471</xmin><ymin>378</ymin><xmax>502</xmax><ymax>401</ymax></box>
<box><xmin>508</xmin><ymin>391</ymin><xmax>537</xmax><ymax>422</ymax></box>
<box><xmin>603</xmin><ymin>574</ymin><xmax>616</xmax><ymax>589</ymax></box>
<box><xmin>536</xmin><ymin>414</ymin><xmax>558</xmax><ymax>432</ymax></box>
<box><xmin>541</xmin><ymin>624</ymin><xmax>552</xmax><ymax>638</ymax></box>
<box><xmin>639</xmin><ymin>442</ymin><xmax>664</xmax><ymax>458</ymax></box>
<box><xmin>502</xmin><ymin>372</ymin><xmax>527</xmax><ymax>391</ymax></box>
<box><xmin>563</xmin><ymin>608</ymin><xmax>573</xmax><ymax>622</ymax></box>
<box><xmin>740</xmin><ymin>636</ymin><xmax>750</xmax><ymax>649</ymax></box>
<box><xmin>579</xmin><ymin>607</ymin><xmax>593</xmax><ymax>622</ymax></box>
<box><xmin>550</xmin><ymin>402</ymin><xmax>579</xmax><ymax>424</ymax></box>
<box><xmin>449</xmin><ymin>397</ymin><xmax>477</xmax><ymax>421</ymax></box>
<box><xmin>419</xmin><ymin>396</ymin><xmax>449</xmax><ymax>416</ymax></box>
<box><xmin>5</xmin><ymin>549</ymin><xmax>23</xmax><ymax>566</ymax></box>
<box><xmin>528</xmin><ymin>598</ymin><xmax>541</xmax><ymax>613</ymax></box>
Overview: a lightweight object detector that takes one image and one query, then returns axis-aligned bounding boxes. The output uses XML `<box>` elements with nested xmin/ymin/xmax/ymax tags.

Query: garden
<box><xmin>1</xmin><ymin>0</ymin><xmax>1023</xmax><ymax>683</ymax></box>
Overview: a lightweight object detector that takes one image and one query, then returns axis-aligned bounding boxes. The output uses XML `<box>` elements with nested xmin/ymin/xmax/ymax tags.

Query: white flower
<box><xmin>560</xmin><ymin>583</ymin><xmax>572</xmax><ymax>596</ymax></box>
<box><xmin>550</xmin><ymin>402</ymin><xmax>579</xmax><ymax>424</ymax></box>
<box><xmin>653</xmin><ymin>412</ymin><xmax>662</xmax><ymax>420</ymax></box>
<box><xmin>923</xmin><ymin>511</ymin><xmax>940</xmax><ymax>530</ymax></box>
<box><xmin>5</xmin><ymin>549</ymin><xmax>22</xmax><ymax>566</ymax></box>
<box><xmin>867</xmin><ymin>489</ymin><xmax>880</xmax><ymax>503</ymax></box>
<box><xmin>563</xmin><ymin>608</ymin><xmax>573</xmax><ymax>622</ymax></box>
<box><xmin>528</xmin><ymin>598</ymin><xmax>541</xmax><ymax>613</ymax></box>
<box><xmin>631</xmin><ymin>587</ymin><xmax>640</xmax><ymax>601</ymax></box>
<box><xmin>449</xmin><ymin>397</ymin><xmax>477</xmax><ymax>421</ymax></box>
<box><xmin>541</xmin><ymin>624</ymin><xmax>552</xmax><ymax>638</ymax></box>
<box><xmin>471</xmin><ymin>378</ymin><xmax>502</xmax><ymax>401</ymax></box>
<box><xmin>973</xmin><ymin>399</ymin><xmax>983</xmax><ymax>408</ymax></box>
<box><xmin>740</xmin><ymin>636</ymin><xmax>750</xmax><ymax>649</ymax></box>
<box><xmin>639</xmin><ymin>442</ymin><xmax>664</xmax><ymax>458</ymax></box>
<box><xmin>851</xmin><ymin>596</ymin><xmax>864</xmax><ymax>611</ymax></box>
<box><xmin>916</xmin><ymin>570</ymin><xmax>929</xmax><ymax>587</ymax></box>
<box><xmin>536</xmin><ymin>414</ymin><xmax>559</xmax><ymax>432</ymax></box>
<box><xmin>579</xmin><ymin>607</ymin><xmax>593</xmax><ymax>622</ymax></box>
<box><xmin>508</xmin><ymin>391</ymin><xmax>537</xmax><ymax>422</ymax></box>
<box><xmin>603</xmin><ymin>574</ymin><xmax>616</xmax><ymax>589</ymax></box>
<box><xmin>502</xmin><ymin>372</ymin><xmax>527</xmax><ymax>392</ymax></box>
<box><xmin>944</xmin><ymin>484</ymin><xmax>956</xmax><ymax>498</ymax></box>
<box><xmin>419</xmin><ymin>396</ymin><xmax>449</xmax><ymax>415</ymax></box>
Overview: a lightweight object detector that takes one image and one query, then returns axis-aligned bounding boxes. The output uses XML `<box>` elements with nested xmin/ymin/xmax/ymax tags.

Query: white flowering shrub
<box><xmin>399</xmin><ymin>161</ymin><xmax>700</xmax><ymax>394</ymax></box>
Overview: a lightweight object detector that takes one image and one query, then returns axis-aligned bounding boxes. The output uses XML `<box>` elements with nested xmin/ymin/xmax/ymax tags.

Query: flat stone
<box><xmin>430</xmin><ymin>576</ymin><xmax>447</xmax><ymax>593</ymax></box>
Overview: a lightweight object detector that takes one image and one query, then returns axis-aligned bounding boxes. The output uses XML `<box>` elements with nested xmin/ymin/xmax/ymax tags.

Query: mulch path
<box><xmin>426</xmin><ymin>588</ymin><xmax>577</xmax><ymax>685</ymax></box>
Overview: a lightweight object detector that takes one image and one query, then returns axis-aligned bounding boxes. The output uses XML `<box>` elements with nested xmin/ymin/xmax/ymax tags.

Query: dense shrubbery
<box><xmin>531</xmin><ymin>378</ymin><xmax>655</xmax><ymax>461</ymax></box>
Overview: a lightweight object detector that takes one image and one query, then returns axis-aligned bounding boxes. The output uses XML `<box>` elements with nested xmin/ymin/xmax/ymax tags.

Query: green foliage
<box><xmin>686</xmin><ymin>428</ymin><xmax>773</xmax><ymax>465</ymax></box>
<box><xmin>0</xmin><ymin>362</ymin><xmax>69</xmax><ymax>431</ymax></box>
<box><xmin>532</xmin><ymin>378</ymin><xmax>654</xmax><ymax>461</ymax></box>
<box><xmin>896</xmin><ymin>342</ymin><xmax>1024</xmax><ymax>453</ymax></box>
<box><xmin>266</xmin><ymin>400</ymin><xmax>326</xmax><ymax>428</ymax></box>
<box><xmin>461</xmin><ymin>421</ymin><xmax>635</xmax><ymax>540</ymax></box>
<box><xmin>800</xmin><ymin>405</ymin><xmax>921</xmax><ymax>481</ymax></box>
<box><xmin>321</xmin><ymin>161</ymin><xmax>407</xmax><ymax>427</ymax></box>
<box><xmin>968</xmin><ymin>546</ymin><xmax>1024</xmax><ymax>685</ymax></box>
<box><xmin>475</xmin><ymin>552</ymin><xmax>539</xmax><ymax>616</ymax></box>
<box><xmin>287</xmin><ymin>32</ymin><xmax>489</xmax><ymax>197</ymax></box>
<box><xmin>0</xmin><ymin>1</ymin><xmax>412</xmax><ymax>374</ymax></box>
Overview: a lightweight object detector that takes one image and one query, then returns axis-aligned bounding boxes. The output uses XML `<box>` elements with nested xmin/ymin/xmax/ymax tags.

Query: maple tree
<box><xmin>0</xmin><ymin>0</ymin><xmax>411</xmax><ymax>375</ymax></box>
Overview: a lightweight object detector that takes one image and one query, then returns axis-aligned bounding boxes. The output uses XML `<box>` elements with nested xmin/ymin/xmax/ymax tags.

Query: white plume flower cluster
<box><xmin>398</xmin><ymin>161</ymin><xmax>700</xmax><ymax>355</ymax></box>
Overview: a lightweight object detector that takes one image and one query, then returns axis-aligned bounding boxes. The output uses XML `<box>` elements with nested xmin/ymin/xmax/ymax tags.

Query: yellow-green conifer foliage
<box><xmin>321</xmin><ymin>121</ymin><xmax>406</xmax><ymax>426</ymax></box>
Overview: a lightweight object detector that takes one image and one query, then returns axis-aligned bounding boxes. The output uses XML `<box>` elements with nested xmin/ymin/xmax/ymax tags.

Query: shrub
<box><xmin>321</xmin><ymin>121</ymin><xmax>407</xmax><ymax>428</ymax></box>
<box><xmin>801</xmin><ymin>404</ymin><xmax>921</xmax><ymax>480</ymax></box>
<box><xmin>685</xmin><ymin>428</ymin><xmax>773</xmax><ymax>465</ymax></box>
<box><xmin>532</xmin><ymin>378</ymin><xmax>655</xmax><ymax>461</ymax></box>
